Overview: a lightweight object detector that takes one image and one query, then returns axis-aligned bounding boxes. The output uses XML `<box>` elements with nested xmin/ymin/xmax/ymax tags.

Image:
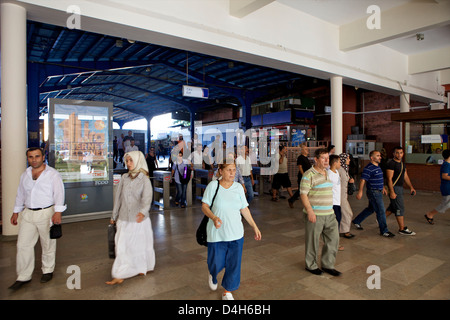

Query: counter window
<box><xmin>405</xmin><ymin>122</ymin><xmax>449</xmax><ymax>164</ymax></box>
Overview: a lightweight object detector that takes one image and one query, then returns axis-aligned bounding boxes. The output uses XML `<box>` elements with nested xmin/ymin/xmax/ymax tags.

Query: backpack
<box><xmin>176</xmin><ymin>163</ymin><xmax>191</xmax><ymax>185</ymax></box>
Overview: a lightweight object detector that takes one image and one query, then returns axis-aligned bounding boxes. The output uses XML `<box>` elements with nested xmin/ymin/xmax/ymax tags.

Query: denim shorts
<box><xmin>387</xmin><ymin>186</ymin><xmax>405</xmax><ymax>216</ymax></box>
<box><xmin>435</xmin><ymin>195</ymin><xmax>450</xmax><ymax>213</ymax></box>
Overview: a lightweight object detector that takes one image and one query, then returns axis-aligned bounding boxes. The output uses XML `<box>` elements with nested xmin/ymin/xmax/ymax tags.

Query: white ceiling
<box><xmin>277</xmin><ymin>0</ymin><xmax>410</xmax><ymax>25</ymax></box>
<box><xmin>382</xmin><ymin>24</ymin><xmax>450</xmax><ymax>55</ymax></box>
<box><xmin>277</xmin><ymin>0</ymin><xmax>450</xmax><ymax>55</ymax></box>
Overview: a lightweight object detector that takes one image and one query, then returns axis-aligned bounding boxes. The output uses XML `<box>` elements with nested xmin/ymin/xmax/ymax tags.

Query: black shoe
<box><xmin>8</xmin><ymin>280</ymin><xmax>31</xmax><ymax>290</ymax></box>
<box><xmin>322</xmin><ymin>268</ymin><xmax>342</xmax><ymax>276</ymax></box>
<box><xmin>305</xmin><ymin>268</ymin><xmax>323</xmax><ymax>275</ymax></box>
<box><xmin>40</xmin><ymin>273</ymin><xmax>53</xmax><ymax>283</ymax></box>
<box><xmin>352</xmin><ymin>221</ymin><xmax>363</xmax><ymax>230</ymax></box>
<box><xmin>288</xmin><ymin>199</ymin><xmax>294</xmax><ymax>208</ymax></box>
<box><xmin>381</xmin><ymin>231</ymin><xmax>395</xmax><ymax>238</ymax></box>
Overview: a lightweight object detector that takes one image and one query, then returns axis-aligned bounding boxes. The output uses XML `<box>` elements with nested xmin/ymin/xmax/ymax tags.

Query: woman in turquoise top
<box><xmin>201</xmin><ymin>160</ymin><xmax>261</xmax><ymax>300</ymax></box>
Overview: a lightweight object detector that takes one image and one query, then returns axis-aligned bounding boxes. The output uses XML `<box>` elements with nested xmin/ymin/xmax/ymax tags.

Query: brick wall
<box><xmin>405</xmin><ymin>164</ymin><xmax>441</xmax><ymax>192</ymax></box>
<box><xmin>362</xmin><ymin>92</ymin><xmax>423</xmax><ymax>147</ymax></box>
<box><xmin>362</xmin><ymin>92</ymin><xmax>401</xmax><ymax>145</ymax></box>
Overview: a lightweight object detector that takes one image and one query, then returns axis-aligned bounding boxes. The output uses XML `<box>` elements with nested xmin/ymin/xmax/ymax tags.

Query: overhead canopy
<box><xmin>391</xmin><ymin>109</ymin><xmax>450</xmax><ymax>124</ymax></box>
<box><xmin>26</xmin><ymin>20</ymin><xmax>321</xmax><ymax>125</ymax></box>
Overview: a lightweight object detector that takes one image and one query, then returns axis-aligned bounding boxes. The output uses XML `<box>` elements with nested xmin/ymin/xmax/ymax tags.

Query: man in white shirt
<box><xmin>236</xmin><ymin>145</ymin><xmax>255</xmax><ymax>205</ymax></box>
<box><xmin>9</xmin><ymin>147</ymin><xmax>66</xmax><ymax>290</ymax></box>
<box><xmin>190</xmin><ymin>143</ymin><xmax>204</xmax><ymax>170</ymax></box>
<box><xmin>125</xmin><ymin>138</ymin><xmax>139</xmax><ymax>153</ymax></box>
<box><xmin>327</xmin><ymin>155</ymin><xmax>341</xmax><ymax>210</ymax></box>
<box><xmin>123</xmin><ymin>130</ymin><xmax>133</xmax><ymax>151</ymax></box>
<box><xmin>212</xmin><ymin>134</ymin><xmax>223</xmax><ymax>165</ymax></box>
<box><xmin>327</xmin><ymin>154</ymin><xmax>344</xmax><ymax>251</ymax></box>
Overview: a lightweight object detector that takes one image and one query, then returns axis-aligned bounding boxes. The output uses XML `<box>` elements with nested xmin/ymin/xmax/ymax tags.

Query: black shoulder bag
<box><xmin>196</xmin><ymin>181</ymin><xmax>220</xmax><ymax>246</ymax></box>
<box><xmin>107</xmin><ymin>223</ymin><xmax>116</xmax><ymax>259</ymax></box>
<box><xmin>347</xmin><ymin>176</ymin><xmax>357</xmax><ymax>195</ymax></box>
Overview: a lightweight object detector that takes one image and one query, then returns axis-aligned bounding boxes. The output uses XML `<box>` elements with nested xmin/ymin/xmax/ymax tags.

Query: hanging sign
<box><xmin>421</xmin><ymin>135</ymin><xmax>443</xmax><ymax>144</ymax></box>
<box><xmin>182</xmin><ymin>85</ymin><xmax>209</xmax><ymax>99</ymax></box>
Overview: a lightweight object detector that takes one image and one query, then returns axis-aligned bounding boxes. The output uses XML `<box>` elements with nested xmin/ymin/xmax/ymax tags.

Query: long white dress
<box><xmin>112</xmin><ymin>218</ymin><xmax>155</xmax><ymax>279</ymax></box>
<box><xmin>111</xmin><ymin>172</ymin><xmax>155</xmax><ymax>279</ymax></box>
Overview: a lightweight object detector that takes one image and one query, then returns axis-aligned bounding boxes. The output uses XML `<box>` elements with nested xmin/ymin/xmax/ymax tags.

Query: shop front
<box><xmin>242</xmin><ymin>98</ymin><xmax>323</xmax><ymax>190</ymax></box>
<box><xmin>245</xmin><ymin>96</ymin><xmax>318</xmax><ymax>148</ymax></box>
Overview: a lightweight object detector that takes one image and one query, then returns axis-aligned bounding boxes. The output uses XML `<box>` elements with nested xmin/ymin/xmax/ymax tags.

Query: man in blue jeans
<box><xmin>353</xmin><ymin>150</ymin><xmax>395</xmax><ymax>237</ymax></box>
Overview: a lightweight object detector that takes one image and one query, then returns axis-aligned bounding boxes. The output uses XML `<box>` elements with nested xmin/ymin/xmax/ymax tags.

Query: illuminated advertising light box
<box><xmin>48</xmin><ymin>98</ymin><xmax>113</xmax><ymax>220</ymax></box>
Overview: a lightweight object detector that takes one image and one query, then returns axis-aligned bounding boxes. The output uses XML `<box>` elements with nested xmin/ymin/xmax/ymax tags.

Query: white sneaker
<box><xmin>222</xmin><ymin>292</ymin><xmax>234</xmax><ymax>300</ymax></box>
<box><xmin>208</xmin><ymin>274</ymin><xmax>217</xmax><ymax>291</ymax></box>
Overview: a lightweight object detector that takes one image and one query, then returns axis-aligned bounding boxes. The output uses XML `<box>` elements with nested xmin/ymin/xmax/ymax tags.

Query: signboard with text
<box><xmin>182</xmin><ymin>85</ymin><xmax>209</xmax><ymax>99</ymax></box>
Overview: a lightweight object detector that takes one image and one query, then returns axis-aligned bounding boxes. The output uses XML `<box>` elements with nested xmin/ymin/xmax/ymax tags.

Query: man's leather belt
<box><xmin>28</xmin><ymin>205</ymin><xmax>53</xmax><ymax>211</ymax></box>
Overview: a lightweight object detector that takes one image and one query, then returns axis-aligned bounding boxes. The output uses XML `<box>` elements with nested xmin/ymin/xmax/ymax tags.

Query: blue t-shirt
<box><xmin>361</xmin><ymin>163</ymin><xmax>384</xmax><ymax>190</ymax></box>
<box><xmin>440</xmin><ymin>161</ymin><xmax>450</xmax><ymax>196</ymax></box>
<box><xmin>202</xmin><ymin>180</ymin><xmax>248</xmax><ymax>242</ymax></box>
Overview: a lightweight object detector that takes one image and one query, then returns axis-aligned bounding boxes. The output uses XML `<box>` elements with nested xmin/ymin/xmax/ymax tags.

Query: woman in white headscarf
<box><xmin>106</xmin><ymin>151</ymin><xmax>155</xmax><ymax>285</ymax></box>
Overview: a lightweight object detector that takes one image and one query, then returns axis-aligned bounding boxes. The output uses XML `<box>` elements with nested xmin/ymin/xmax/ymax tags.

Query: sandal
<box><xmin>343</xmin><ymin>233</ymin><xmax>355</xmax><ymax>239</ymax></box>
<box><xmin>424</xmin><ymin>214</ymin><xmax>434</xmax><ymax>225</ymax></box>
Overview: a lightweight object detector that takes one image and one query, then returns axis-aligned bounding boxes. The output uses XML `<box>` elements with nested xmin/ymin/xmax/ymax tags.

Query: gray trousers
<box><xmin>304</xmin><ymin>213</ymin><xmax>339</xmax><ymax>270</ymax></box>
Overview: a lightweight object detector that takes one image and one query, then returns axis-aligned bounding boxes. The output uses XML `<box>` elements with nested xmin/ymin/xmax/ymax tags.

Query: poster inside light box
<box><xmin>53</xmin><ymin>104</ymin><xmax>109</xmax><ymax>183</ymax></box>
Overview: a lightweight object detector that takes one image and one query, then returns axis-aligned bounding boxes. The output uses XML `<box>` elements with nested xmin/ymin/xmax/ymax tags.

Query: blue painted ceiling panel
<box><xmin>22</xmin><ymin>20</ymin><xmax>325</xmax><ymax>125</ymax></box>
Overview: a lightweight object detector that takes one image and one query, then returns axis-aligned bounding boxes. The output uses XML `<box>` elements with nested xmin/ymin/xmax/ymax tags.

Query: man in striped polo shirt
<box><xmin>300</xmin><ymin>148</ymin><xmax>341</xmax><ymax>276</ymax></box>
<box><xmin>353</xmin><ymin>150</ymin><xmax>395</xmax><ymax>237</ymax></box>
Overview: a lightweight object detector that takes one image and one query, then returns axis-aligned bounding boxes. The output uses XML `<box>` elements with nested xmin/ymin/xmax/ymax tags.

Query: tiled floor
<box><xmin>1</xmin><ymin>189</ymin><xmax>449</xmax><ymax>300</ymax></box>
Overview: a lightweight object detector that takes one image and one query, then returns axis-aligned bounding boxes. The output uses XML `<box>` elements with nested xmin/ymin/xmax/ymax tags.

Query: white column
<box><xmin>331</xmin><ymin>76</ymin><xmax>343</xmax><ymax>154</ymax></box>
<box><xmin>400</xmin><ymin>93</ymin><xmax>410</xmax><ymax>113</ymax></box>
<box><xmin>400</xmin><ymin>93</ymin><xmax>410</xmax><ymax>150</ymax></box>
<box><xmin>1</xmin><ymin>3</ymin><xmax>27</xmax><ymax>236</ymax></box>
